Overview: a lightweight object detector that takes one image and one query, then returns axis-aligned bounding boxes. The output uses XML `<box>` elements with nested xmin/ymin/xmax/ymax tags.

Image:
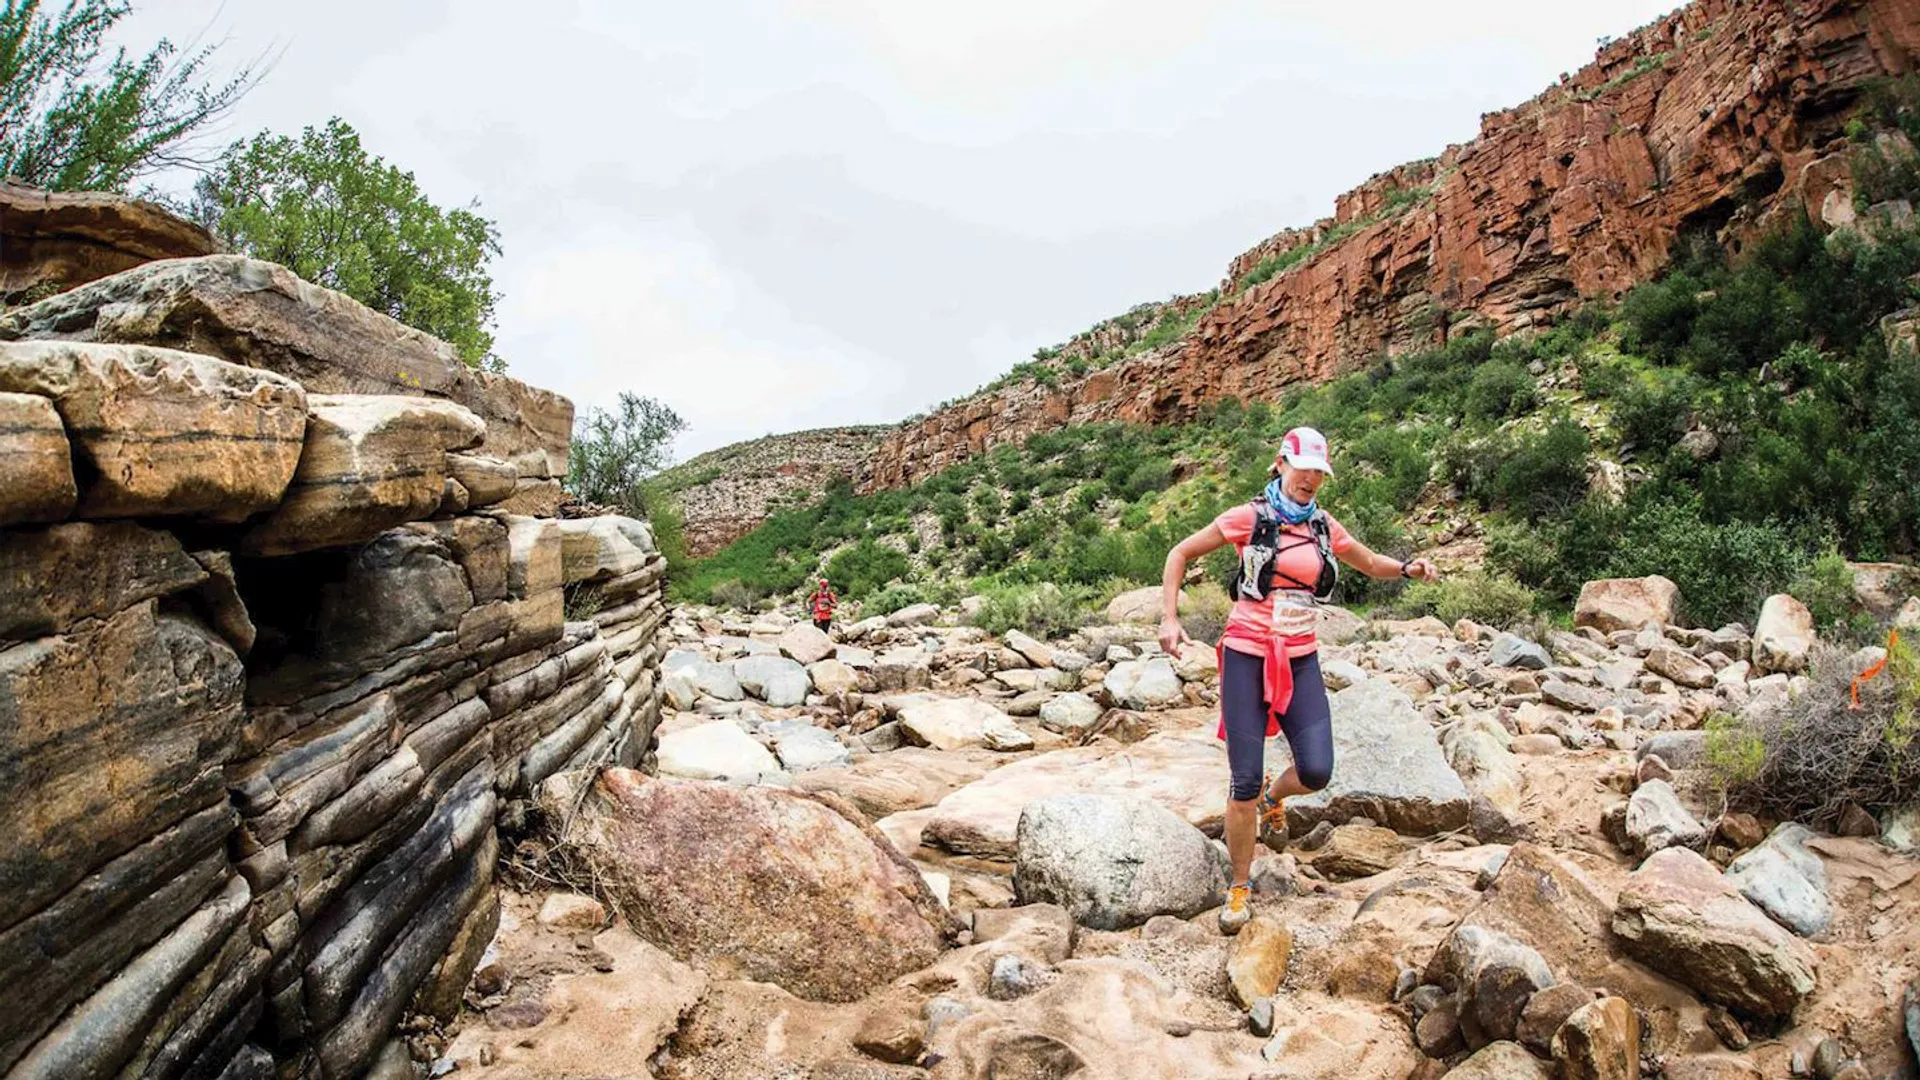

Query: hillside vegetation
<box><xmin>665</xmin><ymin>83</ymin><xmax>1920</xmax><ymax>637</ymax></box>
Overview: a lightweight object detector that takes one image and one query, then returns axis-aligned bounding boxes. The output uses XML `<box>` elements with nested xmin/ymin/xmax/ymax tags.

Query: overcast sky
<box><xmin>123</xmin><ymin>0</ymin><xmax>1676</xmax><ymax>461</ymax></box>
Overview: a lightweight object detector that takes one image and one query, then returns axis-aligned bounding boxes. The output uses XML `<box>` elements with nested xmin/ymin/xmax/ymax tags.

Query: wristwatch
<box><xmin>1399</xmin><ymin>561</ymin><xmax>1413</xmax><ymax>579</ymax></box>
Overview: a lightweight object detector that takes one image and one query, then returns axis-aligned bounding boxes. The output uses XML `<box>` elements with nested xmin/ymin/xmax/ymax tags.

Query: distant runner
<box><xmin>1158</xmin><ymin>427</ymin><xmax>1439</xmax><ymax>934</ymax></box>
<box><xmin>808</xmin><ymin>578</ymin><xmax>838</xmax><ymax>633</ymax></box>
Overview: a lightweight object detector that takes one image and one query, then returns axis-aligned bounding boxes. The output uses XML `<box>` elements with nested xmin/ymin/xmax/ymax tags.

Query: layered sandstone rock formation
<box><xmin>0</xmin><ymin>214</ymin><xmax>667</xmax><ymax>1079</ymax></box>
<box><xmin>0</xmin><ymin>182</ymin><xmax>218</xmax><ymax>305</ymax></box>
<box><xmin>863</xmin><ymin>0</ymin><xmax>1920</xmax><ymax>490</ymax></box>
<box><xmin>661</xmin><ymin>426</ymin><xmax>890</xmax><ymax>557</ymax></box>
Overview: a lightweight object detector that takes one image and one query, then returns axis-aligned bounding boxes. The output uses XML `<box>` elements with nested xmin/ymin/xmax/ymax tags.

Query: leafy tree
<box><xmin>194</xmin><ymin>118</ymin><xmax>503</xmax><ymax>366</ymax></box>
<box><xmin>0</xmin><ymin>0</ymin><xmax>256</xmax><ymax>191</ymax></box>
<box><xmin>567</xmin><ymin>393</ymin><xmax>689</xmax><ymax>517</ymax></box>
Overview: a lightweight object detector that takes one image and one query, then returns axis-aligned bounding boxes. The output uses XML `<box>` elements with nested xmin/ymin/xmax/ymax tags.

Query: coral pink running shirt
<box><xmin>1212</xmin><ymin>503</ymin><xmax>1354</xmax><ymax>659</ymax></box>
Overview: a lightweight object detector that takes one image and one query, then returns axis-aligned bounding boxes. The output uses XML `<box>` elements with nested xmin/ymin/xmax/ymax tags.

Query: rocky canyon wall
<box><xmin>862</xmin><ymin>0</ymin><xmax>1920</xmax><ymax>491</ymax></box>
<box><xmin>665</xmin><ymin>425</ymin><xmax>891</xmax><ymax>558</ymax></box>
<box><xmin>0</xmin><ymin>200</ymin><xmax>668</xmax><ymax>1078</ymax></box>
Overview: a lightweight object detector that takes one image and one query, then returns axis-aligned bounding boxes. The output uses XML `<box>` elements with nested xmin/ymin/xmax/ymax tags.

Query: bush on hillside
<box><xmin>1711</xmin><ymin>639</ymin><xmax>1920</xmax><ymax>829</ymax></box>
<box><xmin>824</xmin><ymin>538</ymin><xmax>910</xmax><ymax>599</ymax></box>
<box><xmin>1492</xmin><ymin>494</ymin><xmax>1809</xmax><ymax>629</ymax></box>
<box><xmin>1463</xmin><ymin>358</ymin><xmax>1539</xmax><ymax>421</ymax></box>
<box><xmin>1788</xmin><ymin>548</ymin><xmax>1858</xmax><ymax>632</ymax></box>
<box><xmin>1179</xmin><ymin>581</ymin><xmax>1233</xmax><ymax>645</ymax></box>
<box><xmin>966</xmin><ymin>582</ymin><xmax>1094</xmax><ymax>639</ymax></box>
<box><xmin>1392</xmin><ymin>571</ymin><xmax>1539</xmax><ymax>630</ymax></box>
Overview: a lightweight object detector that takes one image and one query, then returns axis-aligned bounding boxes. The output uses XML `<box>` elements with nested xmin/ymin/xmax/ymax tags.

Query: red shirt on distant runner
<box><xmin>809</xmin><ymin>580</ymin><xmax>837</xmax><ymax>625</ymax></box>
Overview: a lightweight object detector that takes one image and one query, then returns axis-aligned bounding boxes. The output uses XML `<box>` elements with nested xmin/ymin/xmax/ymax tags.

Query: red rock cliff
<box><xmin>862</xmin><ymin>0</ymin><xmax>1920</xmax><ymax>491</ymax></box>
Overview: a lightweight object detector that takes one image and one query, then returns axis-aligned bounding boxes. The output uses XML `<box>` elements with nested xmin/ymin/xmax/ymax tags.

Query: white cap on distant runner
<box><xmin>1279</xmin><ymin>427</ymin><xmax>1334</xmax><ymax>476</ymax></box>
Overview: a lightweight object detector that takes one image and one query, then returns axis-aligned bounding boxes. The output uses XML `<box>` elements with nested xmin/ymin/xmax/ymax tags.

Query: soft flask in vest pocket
<box><xmin>1226</xmin><ymin>499</ymin><xmax>1337</xmax><ymax>603</ymax></box>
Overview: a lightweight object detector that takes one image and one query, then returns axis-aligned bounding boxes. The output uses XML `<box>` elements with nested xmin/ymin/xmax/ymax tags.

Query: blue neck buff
<box><xmin>1264</xmin><ymin>476</ymin><xmax>1316</xmax><ymax>524</ymax></box>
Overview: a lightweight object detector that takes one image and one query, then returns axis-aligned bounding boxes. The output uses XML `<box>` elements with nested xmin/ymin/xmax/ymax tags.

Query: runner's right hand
<box><xmin>1158</xmin><ymin>614</ymin><xmax>1191</xmax><ymax>656</ymax></box>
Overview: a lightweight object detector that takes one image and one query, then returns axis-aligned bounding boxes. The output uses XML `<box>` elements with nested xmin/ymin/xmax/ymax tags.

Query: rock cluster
<box><xmin>491</xmin><ymin>565</ymin><xmax>1920</xmax><ymax>1079</ymax></box>
<box><xmin>0</xmin><ymin>202</ymin><xmax>666</xmax><ymax>1080</ymax></box>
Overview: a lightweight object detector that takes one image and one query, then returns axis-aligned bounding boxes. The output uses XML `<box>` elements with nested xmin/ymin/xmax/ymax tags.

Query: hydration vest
<box><xmin>1227</xmin><ymin>498</ymin><xmax>1337</xmax><ymax>604</ymax></box>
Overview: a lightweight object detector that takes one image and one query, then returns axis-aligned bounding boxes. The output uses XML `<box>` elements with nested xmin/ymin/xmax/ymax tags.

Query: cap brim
<box><xmin>1282</xmin><ymin>452</ymin><xmax>1334</xmax><ymax>476</ymax></box>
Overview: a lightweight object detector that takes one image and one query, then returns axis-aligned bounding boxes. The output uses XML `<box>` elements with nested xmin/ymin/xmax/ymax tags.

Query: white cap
<box><xmin>1279</xmin><ymin>426</ymin><xmax>1334</xmax><ymax>476</ymax></box>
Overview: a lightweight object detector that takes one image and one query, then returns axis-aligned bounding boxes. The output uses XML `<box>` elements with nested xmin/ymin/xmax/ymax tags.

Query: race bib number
<box><xmin>1270</xmin><ymin>590</ymin><xmax>1317</xmax><ymax>637</ymax></box>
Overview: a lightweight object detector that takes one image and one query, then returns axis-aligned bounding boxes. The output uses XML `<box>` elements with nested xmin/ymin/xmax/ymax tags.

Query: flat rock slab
<box><xmin>907</xmin><ymin>726</ymin><xmax>1227</xmax><ymax>857</ymax></box>
<box><xmin>0</xmin><ymin>340</ymin><xmax>306</xmax><ymax>522</ymax></box>
<box><xmin>242</xmin><ymin>394</ymin><xmax>483</xmax><ymax>556</ymax></box>
<box><xmin>0</xmin><ymin>254</ymin><xmax>571</xmax><ymax>477</ymax></box>
<box><xmin>793</xmin><ymin>748</ymin><xmax>1002</xmax><ymax>818</ymax></box>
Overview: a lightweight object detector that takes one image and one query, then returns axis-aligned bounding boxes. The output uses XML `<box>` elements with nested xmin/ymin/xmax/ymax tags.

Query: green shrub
<box><xmin>1790</xmin><ymin>548</ymin><xmax>1857</xmax><ymax>630</ymax></box>
<box><xmin>1180</xmin><ymin>580</ymin><xmax>1233</xmax><ymax>644</ymax></box>
<box><xmin>1394</xmin><ymin>572</ymin><xmax>1538</xmax><ymax>629</ymax></box>
<box><xmin>709</xmin><ymin>579</ymin><xmax>764</xmax><ymax>610</ymax></box>
<box><xmin>824</xmin><ymin>538</ymin><xmax>909</xmax><ymax>599</ymax></box>
<box><xmin>864</xmin><ymin>584</ymin><xmax>927</xmax><ymax>616</ymax></box>
<box><xmin>1704</xmin><ymin>711</ymin><xmax>1767</xmax><ymax>787</ymax></box>
<box><xmin>1463</xmin><ymin>358</ymin><xmax>1539</xmax><ymax>421</ymax></box>
<box><xmin>966</xmin><ymin>582</ymin><xmax>1093</xmax><ymax>638</ymax></box>
<box><xmin>1461</xmin><ymin>419</ymin><xmax>1590</xmax><ymax>521</ymax></box>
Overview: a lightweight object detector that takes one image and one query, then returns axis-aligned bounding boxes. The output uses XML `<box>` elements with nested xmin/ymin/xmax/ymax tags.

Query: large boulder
<box><xmin>673</xmin><ymin>656</ymin><xmax>745</xmax><ymax>702</ymax></box>
<box><xmin>1104</xmin><ymin>586</ymin><xmax>1177</xmax><ymax>624</ymax></box>
<box><xmin>886</xmin><ymin>603</ymin><xmax>939</xmax><ymax>627</ymax></box>
<box><xmin>0</xmin><ymin>392</ymin><xmax>76</xmax><ymax>525</ymax></box>
<box><xmin>654</xmin><ymin>720</ymin><xmax>778</xmax><ymax>781</ymax></box>
<box><xmin>1723</xmin><ymin>823</ymin><xmax>1832</xmax><ymax>938</ymax></box>
<box><xmin>1283</xmin><ymin>678</ymin><xmax>1471</xmax><ymax>836</ymax></box>
<box><xmin>899</xmin><ymin>697</ymin><xmax>1031</xmax><ymax>752</ymax></box>
<box><xmin>1646</xmin><ymin>645</ymin><xmax>1715</xmax><ymax>689</ymax></box>
<box><xmin>1846</xmin><ymin>561</ymin><xmax>1920</xmax><ymax>616</ymax></box>
<box><xmin>1624</xmin><ymin>780</ymin><xmax>1708</xmax><ymax>857</ymax></box>
<box><xmin>806</xmin><ymin>658</ymin><xmax>858</xmax><ymax>697</ymax></box>
<box><xmin>1037</xmin><ymin>692</ymin><xmax>1104</xmax><ymax>736</ymax></box>
<box><xmin>1551</xmin><ymin>997</ymin><xmax>1641</xmax><ymax>1080</ymax></box>
<box><xmin>873</xmin><ymin>647</ymin><xmax>932</xmax><ymax>692</ymax></box>
<box><xmin>1444</xmin><ymin>724</ymin><xmax>1527</xmax><ymax>842</ymax></box>
<box><xmin>732</xmin><ymin>654</ymin><xmax>810</xmax><ymax>707</ymax></box>
<box><xmin>1575</xmin><ymin>576</ymin><xmax>1679</xmax><ymax>634</ymax></box>
<box><xmin>1753</xmin><ymin>594</ymin><xmax>1815</xmax><ymax>675</ymax></box>
<box><xmin>777</xmin><ymin>623</ymin><xmax>836</xmax><ymax>665</ymax></box>
<box><xmin>568</xmin><ymin>769</ymin><xmax>956</xmax><ymax>1001</ymax></box>
<box><xmin>1424</xmin><ymin>843</ymin><xmax>1615</xmax><ymax>993</ymax></box>
<box><xmin>1103</xmin><ymin>658</ymin><xmax>1184</xmax><ymax>709</ymax></box>
<box><xmin>1611</xmin><ymin>847</ymin><xmax>1818</xmax><ymax>1022</ymax></box>
<box><xmin>1003</xmin><ymin>629</ymin><xmax>1055</xmax><ymax>667</ymax></box>
<box><xmin>1488</xmin><ymin>633</ymin><xmax>1551</xmax><ymax>670</ymax></box>
<box><xmin>0</xmin><ymin>340</ymin><xmax>307</xmax><ymax>522</ymax></box>
<box><xmin>1010</xmin><ymin>794</ymin><xmax>1227</xmax><ymax>929</ymax></box>
<box><xmin>0</xmin><ymin>253</ymin><xmax>570</xmax><ymax>477</ymax></box>
<box><xmin>1429</xmin><ymin>925</ymin><xmax>1556</xmax><ymax>1047</ymax></box>
<box><xmin>242</xmin><ymin>394</ymin><xmax>484</xmax><ymax>556</ymax></box>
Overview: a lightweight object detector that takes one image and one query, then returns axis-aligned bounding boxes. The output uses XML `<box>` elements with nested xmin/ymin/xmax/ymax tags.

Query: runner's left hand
<box><xmin>1404</xmin><ymin>558</ymin><xmax>1439</xmax><ymax>582</ymax></box>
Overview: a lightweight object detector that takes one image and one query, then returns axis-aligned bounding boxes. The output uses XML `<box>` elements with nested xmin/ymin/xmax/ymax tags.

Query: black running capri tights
<box><xmin>1220</xmin><ymin>647</ymin><xmax>1334</xmax><ymax>802</ymax></box>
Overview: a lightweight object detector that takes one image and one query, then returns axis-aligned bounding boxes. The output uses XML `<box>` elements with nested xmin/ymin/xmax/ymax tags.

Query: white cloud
<box><xmin>117</xmin><ymin>0</ymin><xmax>1676</xmax><ymax>459</ymax></box>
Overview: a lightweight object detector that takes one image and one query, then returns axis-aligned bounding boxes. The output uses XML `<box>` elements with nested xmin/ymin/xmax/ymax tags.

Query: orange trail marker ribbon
<box><xmin>1851</xmin><ymin>628</ymin><xmax>1899</xmax><ymax>710</ymax></box>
